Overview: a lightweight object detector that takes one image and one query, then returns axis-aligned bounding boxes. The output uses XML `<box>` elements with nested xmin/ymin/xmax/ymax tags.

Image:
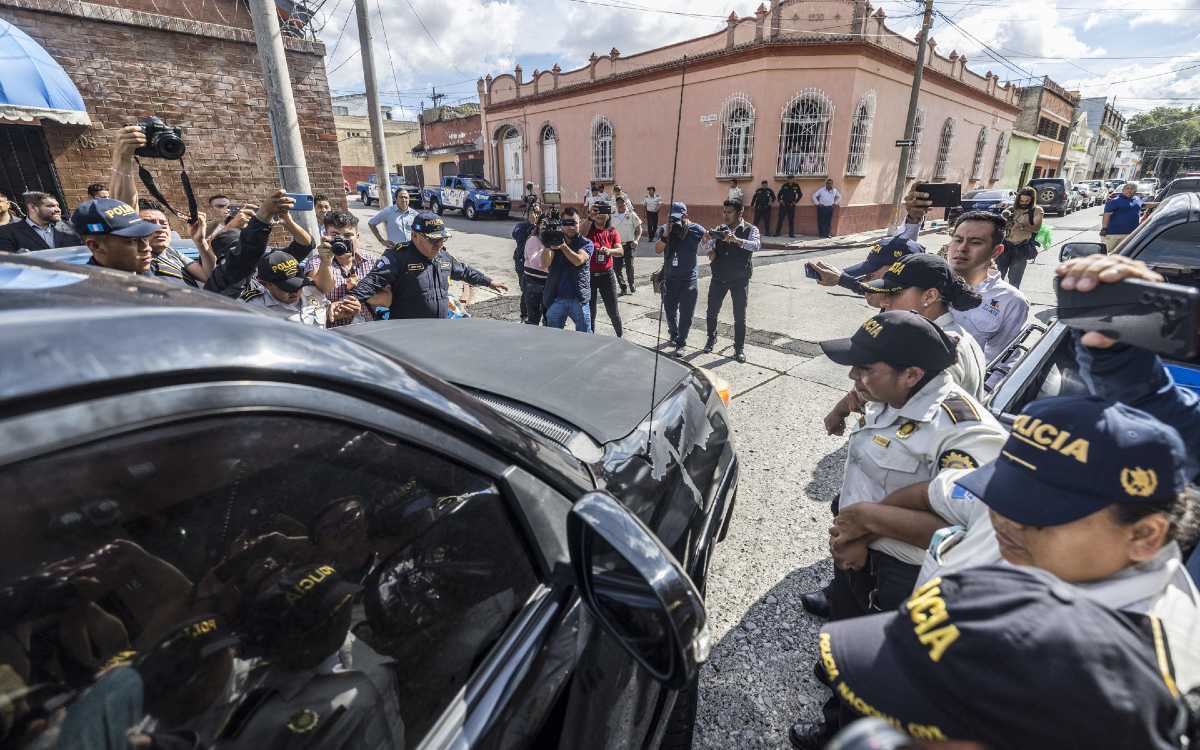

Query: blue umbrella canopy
<box><xmin>0</xmin><ymin>16</ymin><xmax>90</xmax><ymax>124</ymax></box>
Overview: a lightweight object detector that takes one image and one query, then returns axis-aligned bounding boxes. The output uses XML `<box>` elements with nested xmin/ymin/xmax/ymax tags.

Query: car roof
<box><xmin>0</xmin><ymin>255</ymin><xmax>527</xmax><ymax>449</ymax></box>
<box><xmin>1120</xmin><ymin>192</ymin><xmax>1200</xmax><ymax>257</ymax></box>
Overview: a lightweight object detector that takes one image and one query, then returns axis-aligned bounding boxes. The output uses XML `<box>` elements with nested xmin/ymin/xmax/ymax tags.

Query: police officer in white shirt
<box><xmin>642</xmin><ymin>186</ymin><xmax>662</xmax><ymax>241</ymax></box>
<box><xmin>240</xmin><ymin>249</ymin><xmax>336</xmax><ymax>326</ymax></box>
<box><xmin>367</xmin><ymin>188</ymin><xmax>418</xmax><ymax>249</ymax></box>
<box><xmin>726</xmin><ymin>180</ymin><xmax>744</xmax><ymax>205</ymax></box>
<box><xmin>806</xmin><ymin>310</ymin><xmax>1007</xmax><ymax>621</ymax></box>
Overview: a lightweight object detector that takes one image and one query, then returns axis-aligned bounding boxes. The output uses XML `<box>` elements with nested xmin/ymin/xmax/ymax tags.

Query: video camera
<box><xmin>134</xmin><ymin>116</ymin><xmax>186</xmax><ymax>160</ymax></box>
<box><xmin>1056</xmin><ymin>276</ymin><xmax>1200</xmax><ymax>359</ymax></box>
<box><xmin>539</xmin><ymin>207</ymin><xmax>565</xmax><ymax>247</ymax></box>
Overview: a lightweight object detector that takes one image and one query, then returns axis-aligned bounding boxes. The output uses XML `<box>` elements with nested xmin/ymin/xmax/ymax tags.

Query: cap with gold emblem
<box><xmin>412</xmin><ymin>211</ymin><xmax>451</xmax><ymax>239</ymax></box>
<box><xmin>956</xmin><ymin>395</ymin><xmax>1187</xmax><ymax>526</ymax></box>
<box><xmin>820</xmin><ymin>310</ymin><xmax>956</xmax><ymax>373</ymax></box>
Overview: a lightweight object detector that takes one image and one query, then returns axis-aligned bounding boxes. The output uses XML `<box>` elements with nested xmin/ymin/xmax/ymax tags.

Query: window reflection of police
<box><xmin>702</xmin><ymin>199</ymin><xmax>760</xmax><ymax>363</ymax></box>
<box><xmin>352</xmin><ymin>211</ymin><xmax>507</xmax><ymax>319</ymax></box>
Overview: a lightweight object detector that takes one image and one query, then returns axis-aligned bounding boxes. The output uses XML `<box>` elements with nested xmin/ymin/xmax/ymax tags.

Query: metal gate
<box><xmin>0</xmin><ymin>124</ymin><xmax>66</xmax><ymax>211</ymax></box>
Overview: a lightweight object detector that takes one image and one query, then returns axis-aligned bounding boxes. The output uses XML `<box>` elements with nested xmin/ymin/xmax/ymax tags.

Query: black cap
<box><xmin>819</xmin><ymin>565</ymin><xmax>1188</xmax><ymax>748</ymax></box>
<box><xmin>243</xmin><ymin>563</ymin><xmax>361</xmax><ymax>644</ymax></box>
<box><xmin>133</xmin><ymin>614</ymin><xmax>238</xmax><ymax>691</ymax></box>
<box><xmin>820</xmin><ymin>310</ymin><xmax>956</xmax><ymax>372</ymax></box>
<box><xmin>957</xmin><ymin>396</ymin><xmax>1188</xmax><ymax>526</ymax></box>
<box><xmin>71</xmin><ymin>198</ymin><xmax>160</xmax><ymax>238</ymax></box>
<box><xmin>865</xmin><ymin>253</ymin><xmax>954</xmax><ymax>294</ymax></box>
<box><xmin>256</xmin><ymin>250</ymin><xmax>310</xmax><ymax>292</ymax></box>
<box><xmin>412</xmin><ymin>211</ymin><xmax>451</xmax><ymax>239</ymax></box>
<box><xmin>844</xmin><ymin>235</ymin><xmax>924</xmax><ymax>277</ymax></box>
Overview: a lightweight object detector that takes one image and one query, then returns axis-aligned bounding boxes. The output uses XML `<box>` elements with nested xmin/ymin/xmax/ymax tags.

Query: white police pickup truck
<box><xmin>422</xmin><ymin>175</ymin><xmax>512</xmax><ymax>220</ymax></box>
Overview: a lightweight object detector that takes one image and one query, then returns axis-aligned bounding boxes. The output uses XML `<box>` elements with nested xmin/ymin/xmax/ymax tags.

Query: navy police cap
<box><xmin>820</xmin><ymin>310</ymin><xmax>956</xmax><ymax>374</ymax></box>
<box><xmin>70</xmin><ymin>198</ymin><xmax>160</xmax><ymax>238</ymax></box>
<box><xmin>413</xmin><ymin>211</ymin><xmax>451</xmax><ymax>239</ymax></box>
<box><xmin>956</xmin><ymin>395</ymin><xmax>1187</xmax><ymax>526</ymax></box>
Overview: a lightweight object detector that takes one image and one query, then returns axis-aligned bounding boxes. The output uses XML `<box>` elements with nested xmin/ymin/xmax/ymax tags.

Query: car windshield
<box><xmin>462</xmin><ymin>178</ymin><xmax>496</xmax><ymax>190</ymax></box>
<box><xmin>965</xmin><ymin>190</ymin><xmax>1006</xmax><ymax>200</ymax></box>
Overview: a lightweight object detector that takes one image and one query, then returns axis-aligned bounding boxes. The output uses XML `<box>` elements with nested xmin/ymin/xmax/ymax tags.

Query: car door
<box><xmin>0</xmin><ymin>379</ymin><xmax>686</xmax><ymax>750</ymax></box>
<box><xmin>446</xmin><ymin>179</ymin><xmax>466</xmax><ymax>209</ymax></box>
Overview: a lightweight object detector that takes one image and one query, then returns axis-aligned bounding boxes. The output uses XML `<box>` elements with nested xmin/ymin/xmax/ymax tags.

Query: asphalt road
<box><xmin>347</xmin><ymin>197</ymin><xmax>1105</xmax><ymax>747</ymax></box>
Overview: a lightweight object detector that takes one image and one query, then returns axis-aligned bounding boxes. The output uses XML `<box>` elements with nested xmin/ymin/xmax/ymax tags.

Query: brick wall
<box><xmin>0</xmin><ymin>0</ymin><xmax>346</xmax><ymax>229</ymax></box>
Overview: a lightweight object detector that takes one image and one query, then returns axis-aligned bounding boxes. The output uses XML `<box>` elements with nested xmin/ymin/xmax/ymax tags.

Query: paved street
<box><xmin>350</xmin><ymin>198</ymin><xmax>1105</xmax><ymax>747</ymax></box>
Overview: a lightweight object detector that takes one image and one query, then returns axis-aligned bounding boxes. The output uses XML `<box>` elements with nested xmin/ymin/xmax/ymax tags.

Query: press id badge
<box><xmin>672</xmin><ymin>255</ymin><xmax>679</xmax><ymax>267</ymax></box>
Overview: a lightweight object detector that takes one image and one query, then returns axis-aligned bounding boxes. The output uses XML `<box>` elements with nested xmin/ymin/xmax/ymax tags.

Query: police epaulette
<box><xmin>240</xmin><ymin>287</ymin><xmax>264</xmax><ymax>302</ymax></box>
<box><xmin>940</xmin><ymin>395</ymin><xmax>981</xmax><ymax>424</ymax></box>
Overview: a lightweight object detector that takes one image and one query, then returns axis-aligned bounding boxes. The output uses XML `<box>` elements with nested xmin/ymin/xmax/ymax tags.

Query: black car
<box><xmin>986</xmin><ymin>191</ymin><xmax>1200</xmax><ymax>422</ymax></box>
<box><xmin>945</xmin><ymin>188</ymin><xmax>1015</xmax><ymax>224</ymax></box>
<box><xmin>0</xmin><ymin>256</ymin><xmax>738</xmax><ymax>750</ymax></box>
<box><xmin>1027</xmin><ymin>177</ymin><xmax>1074</xmax><ymax>216</ymax></box>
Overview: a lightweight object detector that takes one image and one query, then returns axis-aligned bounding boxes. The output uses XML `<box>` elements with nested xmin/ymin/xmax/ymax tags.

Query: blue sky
<box><xmin>315</xmin><ymin>0</ymin><xmax>1200</xmax><ymax>123</ymax></box>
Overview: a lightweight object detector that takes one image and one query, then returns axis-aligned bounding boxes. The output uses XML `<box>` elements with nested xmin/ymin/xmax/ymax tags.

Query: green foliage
<box><xmin>1127</xmin><ymin>106</ymin><xmax>1200</xmax><ymax>152</ymax></box>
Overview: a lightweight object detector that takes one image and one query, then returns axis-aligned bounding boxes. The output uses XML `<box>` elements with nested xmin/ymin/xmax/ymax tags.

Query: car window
<box><xmin>1129</xmin><ymin>221</ymin><xmax>1200</xmax><ymax>288</ymax></box>
<box><xmin>0</xmin><ymin>414</ymin><xmax>540</xmax><ymax>748</ymax></box>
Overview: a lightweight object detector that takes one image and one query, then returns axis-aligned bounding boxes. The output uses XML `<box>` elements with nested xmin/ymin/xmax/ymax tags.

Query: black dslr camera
<box><xmin>135</xmin><ymin>116</ymin><xmax>187</xmax><ymax>160</ymax></box>
<box><xmin>539</xmin><ymin>207</ymin><xmax>565</xmax><ymax>247</ymax></box>
<box><xmin>330</xmin><ymin>237</ymin><xmax>354</xmax><ymax>256</ymax></box>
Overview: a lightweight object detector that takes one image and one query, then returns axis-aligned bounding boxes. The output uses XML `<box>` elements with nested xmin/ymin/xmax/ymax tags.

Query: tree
<box><xmin>1127</xmin><ymin>106</ymin><xmax>1200</xmax><ymax>153</ymax></box>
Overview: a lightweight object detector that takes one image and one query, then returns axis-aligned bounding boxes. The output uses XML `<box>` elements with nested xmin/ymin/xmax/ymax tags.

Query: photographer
<box><xmin>585</xmin><ymin>201</ymin><xmax>624</xmax><ymax>337</ymax></box>
<box><xmin>539</xmin><ymin>207</ymin><xmax>594</xmax><ymax>331</ymax></box>
<box><xmin>702</xmin><ymin>199</ymin><xmax>760</xmax><ymax>362</ymax></box>
<box><xmin>511</xmin><ymin>202</ymin><xmax>542</xmax><ymax>322</ymax></box>
<box><xmin>998</xmin><ymin>186</ymin><xmax>1042</xmax><ymax>289</ymax></box>
<box><xmin>655</xmin><ymin>202</ymin><xmax>705</xmax><ymax>354</ymax></box>
<box><xmin>352</xmin><ymin>211</ymin><xmax>506</xmax><ymax>319</ymax></box>
<box><xmin>212</xmin><ymin>189</ymin><xmax>315</xmax><ymax>298</ymax></box>
<box><xmin>306</xmin><ymin>210</ymin><xmax>383</xmax><ymax>326</ymax></box>
<box><xmin>522</xmin><ymin>209</ymin><xmax>551</xmax><ymax>325</ymax></box>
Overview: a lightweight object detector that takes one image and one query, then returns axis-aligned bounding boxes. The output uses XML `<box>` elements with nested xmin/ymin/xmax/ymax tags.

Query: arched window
<box><xmin>845</xmin><ymin>91</ymin><xmax>876</xmax><ymax>176</ymax></box>
<box><xmin>717</xmin><ymin>93</ymin><xmax>755</xmax><ymax>178</ymax></box>
<box><xmin>540</xmin><ymin>124</ymin><xmax>559</xmax><ymax>193</ymax></box>
<box><xmin>991</xmin><ymin>131</ymin><xmax>1008</xmax><ymax>181</ymax></box>
<box><xmin>970</xmin><ymin>126</ymin><xmax>988</xmax><ymax>181</ymax></box>
<box><xmin>906</xmin><ymin>107</ymin><xmax>925</xmax><ymax>178</ymax></box>
<box><xmin>591</xmin><ymin>117</ymin><xmax>613</xmax><ymax>181</ymax></box>
<box><xmin>776</xmin><ymin>89</ymin><xmax>834</xmax><ymax>176</ymax></box>
<box><xmin>933</xmin><ymin>117</ymin><xmax>956</xmax><ymax>180</ymax></box>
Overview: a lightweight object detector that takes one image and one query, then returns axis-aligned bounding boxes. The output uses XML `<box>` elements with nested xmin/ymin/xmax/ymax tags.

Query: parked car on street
<box><xmin>0</xmin><ymin>253</ymin><xmax>740</xmax><ymax>750</ymax></box>
<box><xmin>1070</xmin><ymin>185</ymin><xmax>1092</xmax><ymax>210</ymax></box>
<box><xmin>1154</xmin><ymin>176</ymin><xmax>1200</xmax><ymax>203</ymax></box>
<box><xmin>945</xmin><ymin>188</ymin><xmax>1015</xmax><ymax>224</ymax></box>
<box><xmin>1077</xmin><ymin>180</ymin><xmax>1105</xmax><ymax>206</ymax></box>
<box><xmin>423</xmin><ymin>175</ymin><xmax>512</xmax><ymax>219</ymax></box>
<box><xmin>1136</xmin><ymin>178</ymin><xmax>1160</xmax><ymax>199</ymax></box>
<box><xmin>1027</xmin><ymin>176</ymin><xmax>1075</xmax><ymax>216</ymax></box>
<box><xmin>986</xmin><ymin>191</ymin><xmax>1200</xmax><ymax>423</ymax></box>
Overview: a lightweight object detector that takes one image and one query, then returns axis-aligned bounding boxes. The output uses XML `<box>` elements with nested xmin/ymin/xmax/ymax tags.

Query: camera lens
<box><xmin>330</xmin><ymin>237</ymin><xmax>353</xmax><ymax>256</ymax></box>
<box><xmin>155</xmin><ymin>132</ymin><xmax>186</xmax><ymax>160</ymax></box>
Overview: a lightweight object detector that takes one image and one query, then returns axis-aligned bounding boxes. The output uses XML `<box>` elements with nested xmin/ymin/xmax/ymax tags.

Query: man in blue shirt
<box><xmin>1101</xmin><ymin>182</ymin><xmax>1142</xmax><ymax>254</ymax></box>
<box><xmin>655</xmin><ymin>202</ymin><xmax>705</xmax><ymax>355</ymax></box>
<box><xmin>541</xmin><ymin>207</ymin><xmax>595</xmax><ymax>332</ymax></box>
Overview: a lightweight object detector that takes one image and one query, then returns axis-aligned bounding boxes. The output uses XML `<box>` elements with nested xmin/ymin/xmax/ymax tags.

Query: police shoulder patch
<box><xmin>239</xmin><ymin>286</ymin><xmax>264</xmax><ymax>302</ymax></box>
<box><xmin>939</xmin><ymin>395</ymin><xmax>981</xmax><ymax>425</ymax></box>
<box><xmin>938</xmin><ymin>450</ymin><xmax>978</xmax><ymax>470</ymax></box>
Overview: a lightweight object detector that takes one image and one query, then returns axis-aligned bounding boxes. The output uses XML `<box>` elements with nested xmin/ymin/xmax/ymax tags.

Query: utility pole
<box><xmin>248</xmin><ymin>0</ymin><xmax>319</xmax><ymax>240</ymax></box>
<box><xmin>887</xmin><ymin>0</ymin><xmax>934</xmax><ymax>234</ymax></box>
<box><xmin>356</xmin><ymin>0</ymin><xmax>393</xmax><ymax>210</ymax></box>
<box><xmin>430</xmin><ymin>87</ymin><xmax>446</xmax><ymax>108</ymax></box>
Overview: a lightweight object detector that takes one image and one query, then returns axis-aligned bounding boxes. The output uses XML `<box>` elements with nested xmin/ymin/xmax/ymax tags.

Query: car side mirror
<box><xmin>567</xmin><ymin>491</ymin><xmax>709</xmax><ymax>689</ymax></box>
<box><xmin>1060</xmin><ymin>242</ymin><xmax>1106</xmax><ymax>260</ymax></box>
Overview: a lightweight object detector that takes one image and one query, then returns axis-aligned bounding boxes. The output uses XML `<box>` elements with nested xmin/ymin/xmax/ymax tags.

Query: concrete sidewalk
<box><xmin>758</xmin><ymin>220</ymin><xmax>948</xmax><ymax>252</ymax></box>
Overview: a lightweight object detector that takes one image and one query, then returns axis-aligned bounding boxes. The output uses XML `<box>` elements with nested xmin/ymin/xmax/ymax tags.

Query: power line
<box><xmin>932</xmin><ymin>10</ymin><xmax>1040</xmax><ymax>82</ymax></box>
<box><xmin>375</xmin><ymin>0</ymin><xmax>408</xmax><ymax>120</ymax></box>
<box><xmin>327</xmin><ymin>47</ymin><xmax>361</xmax><ymax>75</ymax></box>
<box><xmin>1076</xmin><ymin>61</ymin><xmax>1200</xmax><ymax>90</ymax></box>
<box><xmin>326</xmin><ymin>0</ymin><xmax>356</xmax><ymax>61</ymax></box>
<box><xmin>1126</xmin><ymin>111</ymin><xmax>1200</xmax><ymax>135</ymax></box>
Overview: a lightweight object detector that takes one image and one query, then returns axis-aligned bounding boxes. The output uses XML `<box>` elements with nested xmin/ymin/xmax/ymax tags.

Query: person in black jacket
<box><xmin>750</xmin><ymin>180</ymin><xmax>775</xmax><ymax>235</ymax></box>
<box><xmin>703</xmin><ymin>200</ymin><xmax>760</xmax><ymax>362</ymax></box>
<box><xmin>352</xmin><ymin>212</ymin><xmax>507</xmax><ymax>319</ymax></box>
<box><xmin>511</xmin><ymin>202</ymin><xmax>542</xmax><ymax>322</ymax></box>
<box><xmin>775</xmin><ymin>179</ymin><xmax>802</xmax><ymax>238</ymax></box>
<box><xmin>209</xmin><ymin>190</ymin><xmax>313</xmax><ymax>298</ymax></box>
<box><xmin>0</xmin><ymin>191</ymin><xmax>80</xmax><ymax>252</ymax></box>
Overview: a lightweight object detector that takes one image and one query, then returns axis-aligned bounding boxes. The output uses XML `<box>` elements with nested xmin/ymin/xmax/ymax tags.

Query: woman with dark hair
<box><xmin>998</xmin><ymin>186</ymin><xmax>1043</xmax><ymax>289</ymax></box>
<box><xmin>823</xmin><ymin>253</ymin><xmax>987</xmax><ymax>434</ymax></box>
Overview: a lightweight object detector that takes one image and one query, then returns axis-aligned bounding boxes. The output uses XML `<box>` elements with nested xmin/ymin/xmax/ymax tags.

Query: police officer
<box><xmin>807</xmin><ymin>210</ymin><xmax>925</xmax><ymax>294</ymax></box>
<box><xmin>749</xmin><ymin>180</ymin><xmax>775</xmax><ymax>234</ymax></box>
<box><xmin>804</xmin><ymin>310</ymin><xmax>1005</xmax><ymax>618</ymax></box>
<box><xmin>352</xmin><ymin>212</ymin><xmax>507</xmax><ymax>319</ymax></box>
<box><xmin>239</xmin><ymin>249</ymin><xmax>334</xmax><ymax>326</ymax></box>
<box><xmin>702</xmin><ymin>199</ymin><xmax>760</xmax><ymax>362</ymax></box>
<box><xmin>774</xmin><ymin>177</ymin><xmax>802</xmax><ymax>237</ymax></box>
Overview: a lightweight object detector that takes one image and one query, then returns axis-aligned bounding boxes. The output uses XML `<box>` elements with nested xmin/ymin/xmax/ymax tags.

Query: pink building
<box><xmin>479</xmin><ymin>0</ymin><xmax>1021</xmax><ymax>233</ymax></box>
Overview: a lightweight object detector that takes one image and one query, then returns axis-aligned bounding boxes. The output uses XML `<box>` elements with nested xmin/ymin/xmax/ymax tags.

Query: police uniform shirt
<box><xmin>934</xmin><ymin>312</ymin><xmax>986</xmax><ymax>400</ymax></box>
<box><xmin>951</xmin><ymin>270</ymin><xmax>1030</xmax><ymax>363</ymax></box>
<box><xmin>239</xmin><ymin>277</ymin><xmax>328</xmax><ymax>326</ymax></box>
<box><xmin>915</xmin><ymin>469</ymin><xmax>998</xmax><ymax>588</ymax></box>
<box><xmin>840</xmin><ymin>371</ymin><xmax>1006</xmax><ymax>565</ymax></box>
<box><xmin>351</xmin><ymin>242</ymin><xmax>491</xmax><ymax>319</ymax></box>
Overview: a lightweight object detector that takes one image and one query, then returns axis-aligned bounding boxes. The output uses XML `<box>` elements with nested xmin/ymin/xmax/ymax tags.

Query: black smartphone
<box><xmin>804</xmin><ymin>262</ymin><xmax>821</xmax><ymax>281</ymax></box>
<box><xmin>1055</xmin><ymin>277</ymin><xmax>1200</xmax><ymax>359</ymax></box>
<box><xmin>915</xmin><ymin>182</ymin><xmax>962</xmax><ymax>208</ymax></box>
